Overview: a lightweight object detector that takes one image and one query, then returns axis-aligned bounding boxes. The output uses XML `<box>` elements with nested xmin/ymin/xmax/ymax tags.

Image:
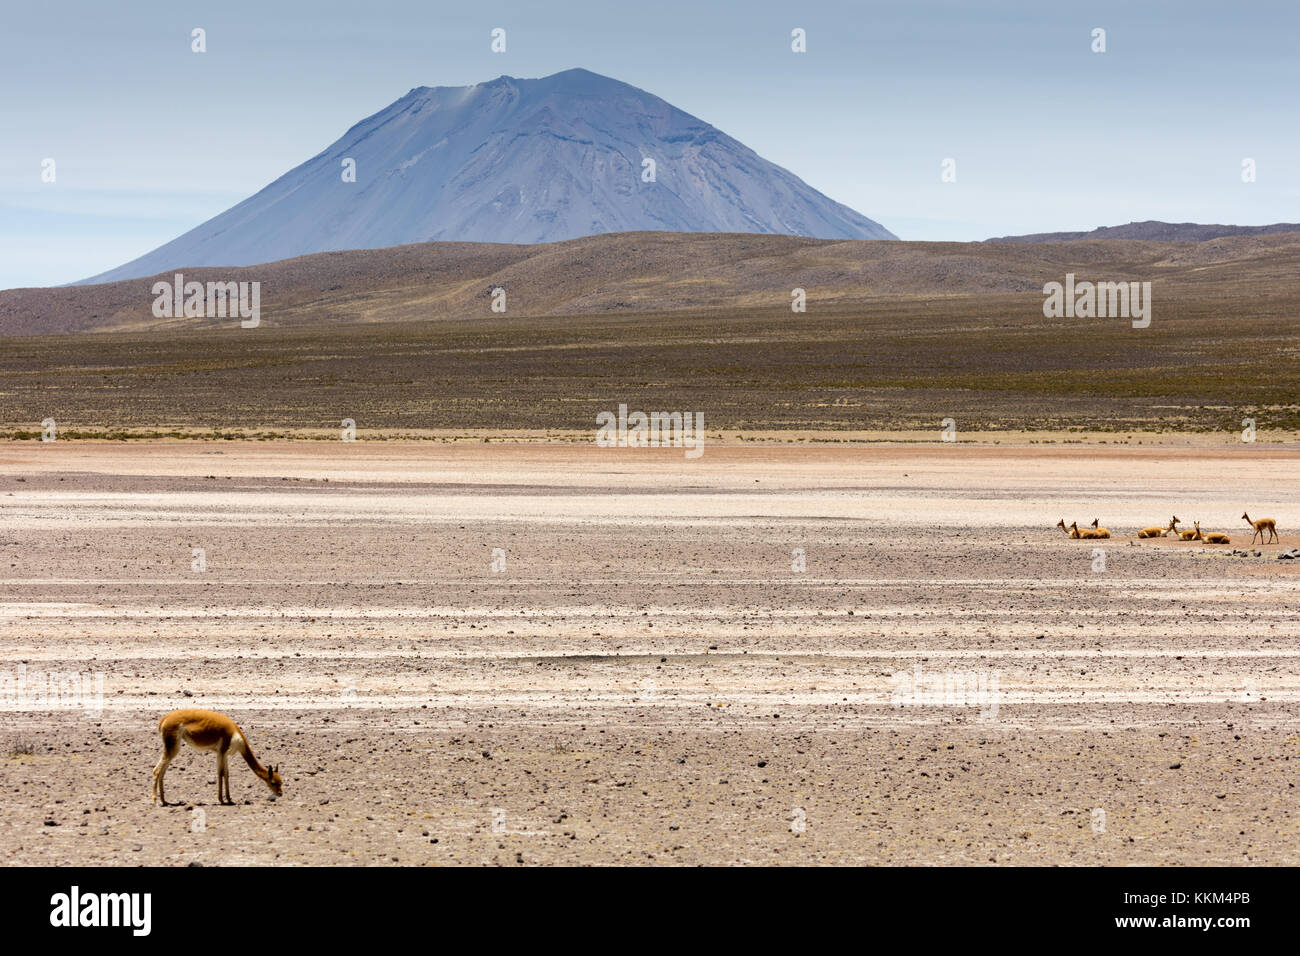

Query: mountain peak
<box><xmin>418</xmin><ymin>69</ymin><xmax>650</xmax><ymax>103</ymax></box>
<box><xmin>81</xmin><ymin>70</ymin><xmax>894</xmax><ymax>284</ymax></box>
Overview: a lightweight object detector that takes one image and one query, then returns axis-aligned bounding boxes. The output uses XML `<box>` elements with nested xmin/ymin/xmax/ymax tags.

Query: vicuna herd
<box><xmin>1055</xmin><ymin>513</ymin><xmax>1280</xmax><ymax>546</ymax></box>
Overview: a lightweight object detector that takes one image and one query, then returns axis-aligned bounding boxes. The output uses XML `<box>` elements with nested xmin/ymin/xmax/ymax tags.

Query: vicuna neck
<box><xmin>242</xmin><ymin>745</ymin><xmax>268</xmax><ymax>779</ymax></box>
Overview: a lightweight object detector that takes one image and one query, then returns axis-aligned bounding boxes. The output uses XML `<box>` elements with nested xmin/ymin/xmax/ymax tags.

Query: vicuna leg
<box><xmin>217</xmin><ymin>747</ymin><xmax>230</xmax><ymax>804</ymax></box>
<box><xmin>153</xmin><ymin>731</ymin><xmax>180</xmax><ymax>806</ymax></box>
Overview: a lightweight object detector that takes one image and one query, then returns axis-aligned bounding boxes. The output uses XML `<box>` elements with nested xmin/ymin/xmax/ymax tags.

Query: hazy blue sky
<box><xmin>2</xmin><ymin>0</ymin><xmax>1296</xmax><ymax>288</ymax></box>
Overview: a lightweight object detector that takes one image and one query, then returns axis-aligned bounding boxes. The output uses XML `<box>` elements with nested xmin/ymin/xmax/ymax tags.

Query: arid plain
<box><xmin>3</xmin><ymin>230</ymin><xmax>1299</xmax><ymax>865</ymax></box>
<box><xmin>2</xmin><ymin>441</ymin><xmax>1298</xmax><ymax>865</ymax></box>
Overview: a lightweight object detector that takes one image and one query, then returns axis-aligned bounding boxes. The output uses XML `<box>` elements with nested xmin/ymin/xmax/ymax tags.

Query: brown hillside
<box><xmin>6</xmin><ymin>230</ymin><xmax>1300</xmax><ymax>336</ymax></box>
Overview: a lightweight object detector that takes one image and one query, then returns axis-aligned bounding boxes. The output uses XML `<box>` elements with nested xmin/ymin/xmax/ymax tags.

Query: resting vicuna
<box><xmin>1197</xmin><ymin>522</ymin><xmax>1230</xmax><ymax>544</ymax></box>
<box><xmin>1089</xmin><ymin>518</ymin><xmax>1112</xmax><ymax>537</ymax></box>
<box><xmin>1242</xmin><ymin>512</ymin><xmax>1278</xmax><ymax>544</ymax></box>
<box><xmin>1071</xmin><ymin>521</ymin><xmax>1108</xmax><ymax>540</ymax></box>
<box><xmin>1176</xmin><ymin>518</ymin><xmax>1200</xmax><ymax>541</ymax></box>
<box><xmin>1138</xmin><ymin>517</ymin><xmax>1176</xmax><ymax>539</ymax></box>
<box><xmin>1056</xmin><ymin>518</ymin><xmax>1081</xmax><ymax>538</ymax></box>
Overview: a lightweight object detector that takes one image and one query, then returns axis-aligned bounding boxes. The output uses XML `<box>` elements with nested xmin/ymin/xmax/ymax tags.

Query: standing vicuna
<box><xmin>1137</xmin><ymin>517</ymin><xmax>1177</xmax><ymax>539</ymax></box>
<box><xmin>1242</xmin><ymin>512</ymin><xmax>1278</xmax><ymax>544</ymax></box>
<box><xmin>152</xmin><ymin>709</ymin><xmax>283</xmax><ymax>806</ymax></box>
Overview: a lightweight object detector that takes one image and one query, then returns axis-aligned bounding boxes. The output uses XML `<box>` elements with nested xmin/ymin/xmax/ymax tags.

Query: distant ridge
<box><xmin>11</xmin><ymin>229</ymin><xmax>1300</xmax><ymax>336</ymax></box>
<box><xmin>79</xmin><ymin>68</ymin><xmax>894</xmax><ymax>284</ymax></box>
<box><xmin>985</xmin><ymin>220</ymin><xmax>1300</xmax><ymax>243</ymax></box>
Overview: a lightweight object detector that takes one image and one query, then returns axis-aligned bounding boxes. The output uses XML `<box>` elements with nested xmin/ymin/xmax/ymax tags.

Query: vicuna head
<box><xmin>265</xmin><ymin>764</ymin><xmax>283</xmax><ymax>797</ymax></box>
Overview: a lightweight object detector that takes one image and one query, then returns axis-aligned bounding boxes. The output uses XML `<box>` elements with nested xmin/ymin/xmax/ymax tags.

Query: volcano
<box><xmin>80</xmin><ymin>68</ymin><xmax>894</xmax><ymax>284</ymax></box>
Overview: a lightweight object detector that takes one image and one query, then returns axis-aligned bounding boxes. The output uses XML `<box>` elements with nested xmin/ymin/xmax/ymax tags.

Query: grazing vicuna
<box><xmin>1242</xmin><ymin>512</ymin><xmax>1278</xmax><ymax>544</ymax></box>
<box><xmin>152</xmin><ymin>709</ymin><xmax>282</xmax><ymax>806</ymax></box>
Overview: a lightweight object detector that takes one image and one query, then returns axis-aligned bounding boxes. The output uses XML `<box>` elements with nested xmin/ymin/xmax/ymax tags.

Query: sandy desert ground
<box><xmin>1</xmin><ymin>441</ymin><xmax>1298</xmax><ymax>865</ymax></box>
